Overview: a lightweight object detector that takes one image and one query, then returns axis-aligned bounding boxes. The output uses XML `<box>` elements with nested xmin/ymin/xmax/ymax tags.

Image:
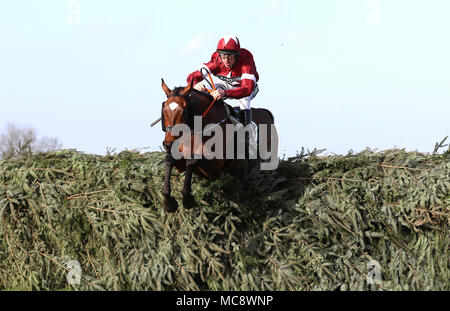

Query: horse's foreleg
<box><xmin>162</xmin><ymin>153</ymin><xmax>178</xmax><ymax>213</ymax></box>
<box><xmin>181</xmin><ymin>159</ymin><xmax>197</xmax><ymax>209</ymax></box>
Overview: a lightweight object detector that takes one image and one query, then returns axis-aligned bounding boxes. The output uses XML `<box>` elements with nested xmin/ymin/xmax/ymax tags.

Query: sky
<box><xmin>0</xmin><ymin>0</ymin><xmax>449</xmax><ymax>157</ymax></box>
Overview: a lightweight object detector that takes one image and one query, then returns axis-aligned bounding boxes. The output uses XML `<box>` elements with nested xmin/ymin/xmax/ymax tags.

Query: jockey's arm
<box><xmin>186</xmin><ymin>70</ymin><xmax>204</xmax><ymax>86</ymax></box>
<box><xmin>225</xmin><ymin>74</ymin><xmax>256</xmax><ymax>99</ymax></box>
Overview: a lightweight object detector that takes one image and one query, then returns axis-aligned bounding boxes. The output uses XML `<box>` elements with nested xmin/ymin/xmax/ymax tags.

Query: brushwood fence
<box><xmin>0</xmin><ymin>148</ymin><xmax>448</xmax><ymax>290</ymax></box>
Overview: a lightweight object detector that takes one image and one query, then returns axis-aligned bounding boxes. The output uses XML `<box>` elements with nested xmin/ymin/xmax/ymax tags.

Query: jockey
<box><xmin>186</xmin><ymin>34</ymin><xmax>259</xmax><ymax>129</ymax></box>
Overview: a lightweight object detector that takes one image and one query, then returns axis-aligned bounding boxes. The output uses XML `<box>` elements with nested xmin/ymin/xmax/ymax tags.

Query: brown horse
<box><xmin>160</xmin><ymin>78</ymin><xmax>275</xmax><ymax>212</ymax></box>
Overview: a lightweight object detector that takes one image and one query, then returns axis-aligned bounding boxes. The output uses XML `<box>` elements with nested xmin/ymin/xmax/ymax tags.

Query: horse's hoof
<box><xmin>163</xmin><ymin>196</ymin><xmax>178</xmax><ymax>213</ymax></box>
<box><xmin>182</xmin><ymin>194</ymin><xmax>196</xmax><ymax>210</ymax></box>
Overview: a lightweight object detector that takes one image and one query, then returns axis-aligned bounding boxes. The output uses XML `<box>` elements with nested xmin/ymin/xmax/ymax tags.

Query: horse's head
<box><xmin>161</xmin><ymin>78</ymin><xmax>194</xmax><ymax>151</ymax></box>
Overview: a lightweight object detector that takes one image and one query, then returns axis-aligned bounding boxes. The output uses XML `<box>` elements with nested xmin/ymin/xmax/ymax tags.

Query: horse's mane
<box><xmin>166</xmin><ymin>87</ymin><xmax>216</xmax><ymax>119</ymax></box>
<box><xmin>170</xmin><ymin>86</ymin><xmax>214</xmax><ymax>102</ymax></box>
<box><xmin>170</xmin><ymin>86</ymin><xmax>186</xmax><ymax>97</ymax></box>
<box><xmin>190</xmin><ymin>89</ymin><xmax>214</xmax><ymax>101</ymax></box>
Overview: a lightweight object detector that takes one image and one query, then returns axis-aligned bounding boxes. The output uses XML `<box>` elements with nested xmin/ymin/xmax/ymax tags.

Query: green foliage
<box><xmin>0</xmin><ymin>148</ymin><xmax>448</xmax><ymax>290</ymax></box>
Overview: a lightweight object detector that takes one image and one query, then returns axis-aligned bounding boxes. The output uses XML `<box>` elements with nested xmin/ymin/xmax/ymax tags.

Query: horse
<box><xmin>159</xmin><ymin>78</ymin><xmax>275</xmax><ymax>213</ymax></box>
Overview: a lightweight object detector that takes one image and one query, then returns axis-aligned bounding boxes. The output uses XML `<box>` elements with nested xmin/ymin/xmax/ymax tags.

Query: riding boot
<box><xmin>238</xmin><ymin>109</ymin><xmax>252</xmax><ymax>126</ymax></box>
<box><xmin>239</xmin><ymin>109</ymin><xmax>252</xmax><ymax>158</ymax></box>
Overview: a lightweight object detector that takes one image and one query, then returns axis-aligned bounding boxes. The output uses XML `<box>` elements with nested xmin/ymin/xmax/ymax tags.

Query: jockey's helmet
<box><xmin>217</xmin><ymin>34</ymin><xmax>240</xmax><ymax>55</ymax></box>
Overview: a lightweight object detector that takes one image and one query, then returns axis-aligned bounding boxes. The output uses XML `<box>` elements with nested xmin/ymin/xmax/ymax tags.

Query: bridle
<box><xmin>163</xmin><ymin>70</ymin><xmax>228</xmax><ymax>134</ymax></box>
<box><xmin>162</xmin><ymin>91</ymin><xmax>227</xmax><ymax>134</ymax></box>
<box><xmin>162</xmin><ymin>94</ymin><xmax>195</xmax><ymax>133</ymax></box>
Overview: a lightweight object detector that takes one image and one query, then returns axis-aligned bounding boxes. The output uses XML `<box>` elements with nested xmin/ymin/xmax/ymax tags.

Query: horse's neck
<box><xmin>191</xmin><ymin>92</ymin><xmax>226</xmax><ymax>119</ymax></box>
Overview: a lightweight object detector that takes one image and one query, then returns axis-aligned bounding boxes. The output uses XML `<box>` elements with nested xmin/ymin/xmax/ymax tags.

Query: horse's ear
<box><xmin>179</xmin><ymin>79</ymin><xmax>194</xmax><ymax>97</ymax></box>
<box><xmin>161</xmin><ymin>78</ymin><xmax>171</xmax><ymax>97</ymax></box>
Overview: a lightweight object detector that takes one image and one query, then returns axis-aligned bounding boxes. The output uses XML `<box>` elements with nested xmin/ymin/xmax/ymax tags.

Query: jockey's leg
<box><xmin>237</xmin><ymin>96</ymin><xmax>252</xmax><ymax>125</ymax></box>
<box><xmin>237</xmin><ymin>97</ymin><xmax>252</xmax><ymax>159</ymax></box>
<box><xmin>237</xmin><ymin>84</ymin><xmax>258</xmax><ymax>125</ymax></box>
<box><xmin>237</xmin><ymin>84</ymin><xmax>259</xmax><ymax>159</ymax></box>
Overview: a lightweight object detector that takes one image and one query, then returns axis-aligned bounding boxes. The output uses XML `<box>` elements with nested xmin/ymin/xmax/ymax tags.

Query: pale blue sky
<box><xmin>1</xmin><ymin>0</ymin><xmax>449</xmax><ymax>156</ymax></box>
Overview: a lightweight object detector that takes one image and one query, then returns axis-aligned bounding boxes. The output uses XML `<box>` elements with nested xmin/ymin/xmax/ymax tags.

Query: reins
<box><xmin>200</xmin><ymin>67</ymin><xmax>226</xmax><ymax>118</ymax></box>
<box><xmin>155</xmin><ymin>70</ymin><xmax>228</xmax><ymax>131</ymax></box>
